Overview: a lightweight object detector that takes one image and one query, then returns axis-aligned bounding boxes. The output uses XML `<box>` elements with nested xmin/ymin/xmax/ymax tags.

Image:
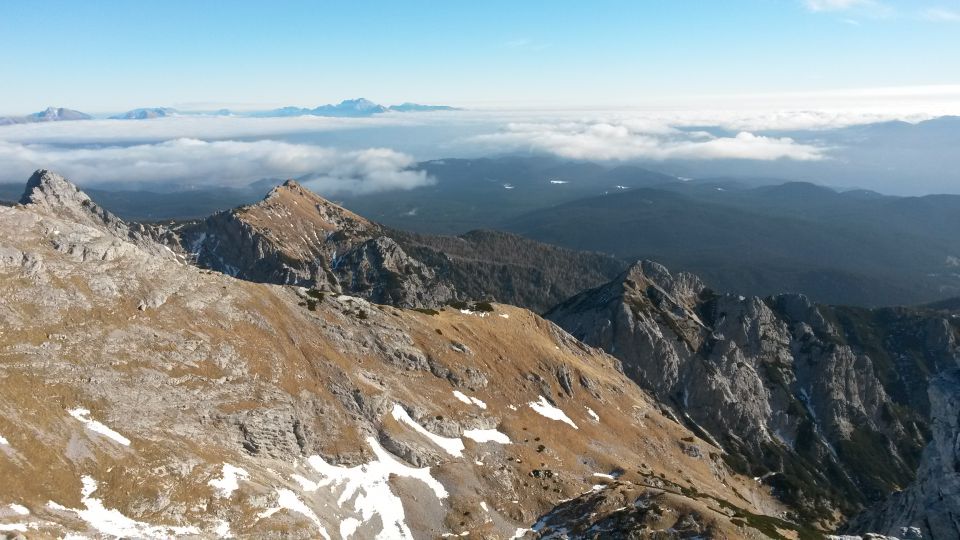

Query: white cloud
<box><xmin>0</xmin><ymin>139</ymin><xmax>432</xmax><ymax>194</ymax></box>
<box><xmin>1</xmin><ymin>84</ymin><xmax>957</xmax><ymax>146</ymax></box>
<box><xmin>802</xmin><ymin>0</ymin><xmax>894</xmax><ymax>18</ymax></box>
<box><xmin>300</xmin><ymin>148</ymin><xmax>436</xmax><ymax>195</ymax></box>
<box><xmin>922</xmin><ymin>7</ymin><xmax>960</xmax><ymax>21</ymax></box>
<box><xmin>0</xmin><ymin>84</ymin><xmax>957</xmax><ymax>188</ymax></box>
<box><xmin>470</xmin><ymin>121</ymin><xmax>827</xmax><ymax>162</ymax></box>
<box><xmin>0</xmin><ymin>114</ymin><xmax>415</xmax><ymax>145</ymax></box>
<box><xmin>804</xmin><ymin>0</ymin><xmax>872</xmax><ymax>12</ymax></box>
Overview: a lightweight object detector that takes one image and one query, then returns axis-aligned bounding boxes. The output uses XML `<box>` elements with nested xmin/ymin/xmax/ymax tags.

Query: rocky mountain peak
<box><xmin>17</xmin><ymin>169</ymin><xmax>178</xmax><ymax>260</ymax></box>
<box><xmin>19</xmin><ymin>169</ymin><xmax>127</xmax><ymax>236</ymax></box>
<box><xmin>265</xmin><ymin>178</ymin><xmax>305</xmax><ymax>197</ymax></box>
<box><xmin>252</xmin><ymin>179</ymin><xmax>371</xmax><ymax>230</ymax></box>
<box><xmin>20</xmin><ymin>168</ymin><xmax>86</xmax><ymax>206</ymax></box>
<box><xmin>623</xmin><ymin>260</ymin><xmax>705</xmax><ymax>297</ymax></box>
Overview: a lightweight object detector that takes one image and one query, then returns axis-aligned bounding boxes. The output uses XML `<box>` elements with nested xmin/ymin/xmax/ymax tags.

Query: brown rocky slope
<box><xmin>0</xmin><ymin>171</ymin><xmax>797</xmax><ymax>538</ymax></box>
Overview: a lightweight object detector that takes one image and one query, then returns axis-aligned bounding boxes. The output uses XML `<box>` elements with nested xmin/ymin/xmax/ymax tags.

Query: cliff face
<box><xmin>0</xmin><ymin>172</ymin><xmax>789</xmax><ymax>539</ymax></box>
<box><xmin>846</xmin><ymin>368</ymin><xmax>960</xmax><ymax>539</ymax></box>
<box><xmin>547</xmin><ymin>260</ymin><xmax>959</xmax><ymax>528</ymax></box>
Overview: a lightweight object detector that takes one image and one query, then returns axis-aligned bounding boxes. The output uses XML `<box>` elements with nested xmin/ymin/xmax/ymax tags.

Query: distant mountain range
<box><xmin>109</xmin><ymin>107</ymin><xmax>178</xmax><ymax>119</ymax></box>
<box><xmin>0</xmin><ymin>99</ymin><xmax>458</xmax><ymax>125</ymax></box>
<box><xmin>253</xmin><ymin>98</ymin><xmax>458</xmax><ymax>118</ymax></box>
<box><xmin>501</xmin><ymin>173</ymin><xmax>960</xmax><ymax>306</ymax></box>
<box><xmin>0</xmin><ymin>106</ymin><xmax>92</xmax><ymax>125</ymax></box>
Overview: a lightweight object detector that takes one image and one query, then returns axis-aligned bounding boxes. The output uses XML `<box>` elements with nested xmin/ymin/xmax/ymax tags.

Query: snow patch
<box><xmin>7</xmin><ymin>504</ymin><xmax>29</xmax><ymax>516</ymax></box>
<box><xmin>463</xmin><ymin>429</ymin><xmax>511</xmax><ymax>444</ymax></box>
<box><xmin>48</xmin><ymin>476</ymin><xmax>200</xmax><ymax>538</ymax></box>
<box><xmin>258</xmin><ymin>489</ymin><xmax>331</xmax><ymax>540</ymax></box>
<box><xmin>68</xmin><ymin>408</ymin><xmax>131</xmax><ymax>446</ymax></box>
<box><xmin>214</xmin><ymin>519</ymin><xmax>232</xmax><ymax>537</ymax></box>
<box><xmin>0</xmin><ymin>435</ymin><xmax>8</xmax><ymax>445</ymax></box>
<box><xmin>586</xmin><ymin>407</ymin><xmax>600</xmax><ymax>423</ymax></box>
<box><xmin>392</xmin><ymin>404</ymin><xmax>465</xmax><ymax>457</ymax></box>
<box><xmin>208</xmin><ymin>463</ymin><xmax>249</xmax><ymax>498</ymax></box>
<box><xmin>528</xmin><ymin>396</ymin><xmax>578</xmax><ymax>429</ymax></box>
<box><xmin>297</xmin><ymin>436</ymin><xmax>447</xmax><ymax>540</ymax></box>
<box><xmin>499</xmin><ymin>313</ymin><xmax>510</xmax><ymax>319</ymax></box>
<box><xmin>452</xmin><ymin>390</ymin><xmax>487</xmax><ymax>409</ymax></box>
<box><xmin>340</xmin><ymin>517</ymin><xmax>361</xmax><ymax>538</ymax></box>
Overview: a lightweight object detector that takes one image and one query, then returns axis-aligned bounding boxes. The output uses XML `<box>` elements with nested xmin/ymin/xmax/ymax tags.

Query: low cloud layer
<box><xmin>0</xmin><ymin>88</ymin><xmax>958</xmax><ymax>191</ymax></box>
<box><xmin>0</xmin><ymin>114</ymin><xmax>415</xmax><ymax>145</ymax></box>
<box><xmin>0</xmin><ymin>138</ymin><xmax>432</xmax><ymax>194</ymax></box>
<box><xmin>471</xmin><ymin>121</ymin><xmax>826</xmax><ymax>161</ymax></box>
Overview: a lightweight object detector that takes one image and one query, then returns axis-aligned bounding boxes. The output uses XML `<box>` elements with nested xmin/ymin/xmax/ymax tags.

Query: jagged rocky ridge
<box><xmin>546</xmin><ymin>260</ymin><xmax>960</xmax><ymax>536</ymax></box>
<box><xmin>174</xmin><ymin>179</ymin><xmax>624</xmax><ymax>312</ymax></box>
<box><xmin>0</xmin><ymin>172</ymin><xmax>799</xmax><ymax>538</ymax></box>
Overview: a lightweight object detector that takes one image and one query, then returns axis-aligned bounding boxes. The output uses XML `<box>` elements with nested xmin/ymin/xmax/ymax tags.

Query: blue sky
<box><xmin>1</xmin><ymin>0</ymin><xmax>958</xmax><ymax>113</ymax></box>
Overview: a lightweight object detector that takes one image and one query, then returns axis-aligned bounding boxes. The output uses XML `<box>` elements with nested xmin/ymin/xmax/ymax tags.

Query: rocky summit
<box><xmin>0</xmin><ymin>170</ymin><xmax>957</xmax><ymax>539</ymax></box>
<box><xmin>175</xmin><ymin>179</ymin><xmax>624</xmax><ymax>312</ymax></box>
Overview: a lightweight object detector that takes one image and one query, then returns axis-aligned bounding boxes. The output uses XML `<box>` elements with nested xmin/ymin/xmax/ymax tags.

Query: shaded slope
<box><xmin>546</xmin><ymin>261</ymin><xmax>959</xmax><ymax>528</ymax></box>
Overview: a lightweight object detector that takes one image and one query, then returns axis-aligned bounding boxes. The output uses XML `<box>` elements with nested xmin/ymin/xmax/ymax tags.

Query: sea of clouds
<box><xmin>1</xmin><ymin>86</ymin><xmax>957</xmax><ymax>194</ymax></box>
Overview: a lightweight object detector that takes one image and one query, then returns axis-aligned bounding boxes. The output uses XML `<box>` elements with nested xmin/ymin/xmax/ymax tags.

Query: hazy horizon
<box><xmin>2</xmin><ymin>0</ymin><xmax>959</xmax><ymax>196</ymax></box>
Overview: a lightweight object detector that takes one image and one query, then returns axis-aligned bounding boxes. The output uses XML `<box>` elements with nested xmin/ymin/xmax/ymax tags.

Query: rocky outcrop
<box><xmin>547</xmin><ymin>260</ymin><xmax>959</xmax><ymax>527</ymax></box>
<box><xmin>21</xmin><ymin>169</ymin><xmax>134</xmax><ymax>238</ymax></box>
<box><xmin>19</xmin><ymin>169</ymin><xmax>178</xmax><ymax>261</ymax></box>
